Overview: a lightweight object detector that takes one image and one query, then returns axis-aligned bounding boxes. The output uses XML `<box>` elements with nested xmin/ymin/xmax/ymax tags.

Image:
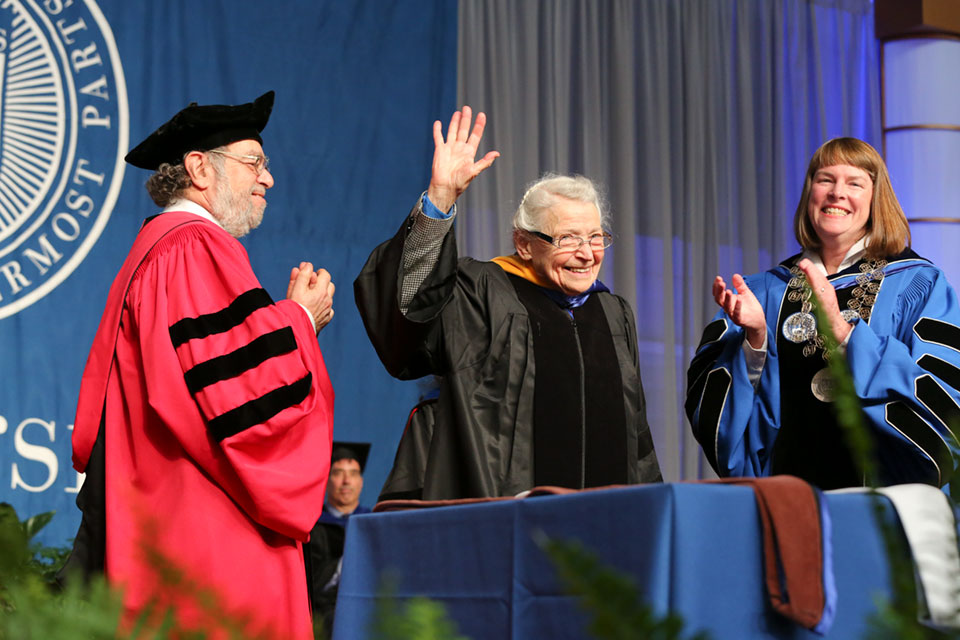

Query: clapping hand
<box><xmin>713</xmin><ymin>274</ymin><xmax>766</xmax><ymax>348</ymax></box>
<box><xmin>795</xmin><ymin>259</ymin><xmax>851</xmax><ymax>343</ymax></box>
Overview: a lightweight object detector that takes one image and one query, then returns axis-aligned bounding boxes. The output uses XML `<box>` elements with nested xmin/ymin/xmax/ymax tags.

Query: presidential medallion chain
<box><xmin>781</xmin><ymin>259</ymin><xmax>887</xmax><ymax>361</ymax></box>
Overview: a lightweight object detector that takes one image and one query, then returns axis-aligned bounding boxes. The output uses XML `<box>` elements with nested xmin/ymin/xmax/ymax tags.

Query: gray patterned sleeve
<box><xmin>399</xmin><ymin>198</ymin><xmax>456</xmax><ymax>314</ymax></box>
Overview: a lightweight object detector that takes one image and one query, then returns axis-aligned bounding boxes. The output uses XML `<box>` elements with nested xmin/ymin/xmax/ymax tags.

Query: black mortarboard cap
<box><xmin>331</xmin><ymin>441</ymin><xmax>371</xmax><ymax>473</ymax></box>
<box><xmin>124</xmin><ymin>91</ymin><xmax>275</xmax><ymax>170</ymax></box>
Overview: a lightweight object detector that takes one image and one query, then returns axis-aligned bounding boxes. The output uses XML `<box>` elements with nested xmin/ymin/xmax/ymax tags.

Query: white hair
<box><xmin>512</xmin><ymin>173</ymin><xmax>609</xmax><ymax>232</ymax></box>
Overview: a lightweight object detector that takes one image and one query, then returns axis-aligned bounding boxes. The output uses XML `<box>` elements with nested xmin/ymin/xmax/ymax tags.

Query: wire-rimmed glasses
<box><xmin>529</xmin><ymin>230</ymin><xmax>613</xmax><ymax>251</ymax></box>
<box><xmin>208</xmin><ymin>149</ymin><xmax>270</xmax><ymax>176</ymax></box>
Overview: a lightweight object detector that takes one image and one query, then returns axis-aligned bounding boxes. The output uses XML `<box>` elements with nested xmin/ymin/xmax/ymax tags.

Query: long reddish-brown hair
<box><xmin>793</xmin><ymin>137</ymin><xmax>910</xmax><ymax>260</ymax></box>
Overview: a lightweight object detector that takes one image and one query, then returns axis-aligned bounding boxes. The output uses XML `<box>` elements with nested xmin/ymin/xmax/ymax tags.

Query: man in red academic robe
<box><xmin>63</xmin><ymin>91</ymin><xmax>335</xmax><ymax>640</ymax></box>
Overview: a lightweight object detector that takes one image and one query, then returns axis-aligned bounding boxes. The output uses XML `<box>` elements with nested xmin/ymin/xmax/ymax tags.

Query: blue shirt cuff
<box><xmin>421</xmin><ymin>192</ymin><xmax>455</xmax><ymax>220</ymax></box>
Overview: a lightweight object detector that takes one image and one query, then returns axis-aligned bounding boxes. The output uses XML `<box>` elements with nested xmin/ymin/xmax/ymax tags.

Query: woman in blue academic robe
<box><xmin>687</xmin><ymin>137</ymin><xmax>960</xmax><ymax>490</ymax></box>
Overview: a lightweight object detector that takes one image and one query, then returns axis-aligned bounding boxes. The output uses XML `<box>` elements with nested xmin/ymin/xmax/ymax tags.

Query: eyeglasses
<box><xmin>530</xmin><ymin>230</ymin><xmax>613</xmax><ymax>251</ymax></box>
<box><xmin>208</xmin><ymin>149</ymin><xmax>270</xmax><ymax>176</ymax></box>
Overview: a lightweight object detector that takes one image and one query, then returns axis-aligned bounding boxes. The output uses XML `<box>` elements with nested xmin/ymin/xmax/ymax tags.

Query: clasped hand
<box><xmin>287</xmin><ymin>262</ymin><xmax>335</xmax><ymax>334</ymax></box>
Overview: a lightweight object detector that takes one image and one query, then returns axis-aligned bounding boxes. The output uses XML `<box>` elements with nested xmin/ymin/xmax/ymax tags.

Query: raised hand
<box><xmin>796</xmin><ymin>258</ymin><xmax>851</xmax><ymax>343</ymax></box>
<box><xmin>426</xmin><ymin>105</ymin><xmax>500</xmax><ymax>213</ymax></box>
<box><xmin>713</xmin><ymin>274</ymin><xmax>767</xmax><ymax>348</ymax></box>
<box><xmin>287</xmin><ymin>262</ymin><xmax>335</xmax><ymax>334</ymax></box>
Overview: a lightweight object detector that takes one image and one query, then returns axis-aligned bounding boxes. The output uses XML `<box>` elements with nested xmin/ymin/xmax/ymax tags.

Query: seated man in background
<box><xmin>320</xmin><ymin>442</ymin><xmax>372</xmax><ymax>525</ymax></box>
<box><xmin>306</xmin><ymin>442</ymin><xmax>371</xmax><ymax>632</ymax></box>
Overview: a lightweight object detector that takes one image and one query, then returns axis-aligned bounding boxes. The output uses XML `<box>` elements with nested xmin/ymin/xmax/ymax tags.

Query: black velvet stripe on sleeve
<box><xmin>914</xmin><ymin>317</ymin><xmax>960</xmax><ymax>353</ymax></box>
<box><xmin>885</xmin><ymin>401</ymin><xmax>953</xmax><ymax>485</ymax></box>
<box><xmin>915</xmin><ymin>375</ymin><xmax>960</xmax><ymax>442</ymax></box>
<box><xmin>184</xmin><ymin>327</ymin><xmax>298</xmax><ymax>394</ymax></box>
<box><xmin>692</xmin><ymin>368</ymin><xmax>731</xmax><ymax>473</ymax></box>
<box><xmin>685</xmin><ymin>345</ymin><xmax>724</xmax><ymax>419</ymax></box>
<box><xmin>207</xmin><ymin>373</ymin><xmax>312</xmax><ymax>441</ymax></box>
<box><xmin>917</xmin><ymin>354</ymin><xmax>960</xmax><ymax>393</ymax></box>
<box><xmin>696</xmin><ymin>319</ymin><xmax>727</xmax><ymax>350</ymax></box>
<box><xmin>169</xmin><ymin>288</ymin><xmax>274</xmax><ymax>348</ymax></box>
<box><xmin>686</xmin><ymin>321</ymin><xmax>727</xmax><ymax>397</ymax></box>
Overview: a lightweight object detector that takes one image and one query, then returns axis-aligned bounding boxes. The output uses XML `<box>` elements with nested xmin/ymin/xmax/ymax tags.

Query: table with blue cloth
<box><xmin>332</xmin><ymin>483</ymin><xmax>900</xmax><ymax>639</ymax></box>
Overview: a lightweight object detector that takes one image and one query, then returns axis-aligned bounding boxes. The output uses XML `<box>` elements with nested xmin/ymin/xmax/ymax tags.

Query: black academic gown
<box><xmin>355</xmin><ymin>207</ymin><xmax>662</xmax><ymax>500</ymax></box>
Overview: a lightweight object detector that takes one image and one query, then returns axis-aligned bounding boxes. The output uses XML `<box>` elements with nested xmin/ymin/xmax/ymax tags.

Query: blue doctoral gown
<box><xmin>687</xmin><ymin>251</ymin><xmax>960</xmax><ymax>489</ymax></box>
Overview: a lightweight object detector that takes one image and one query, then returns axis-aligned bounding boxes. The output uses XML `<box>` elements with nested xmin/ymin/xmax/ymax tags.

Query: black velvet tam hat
<box><xmin>124</xmin><ymin>91</ymin><xmax>275</xmax><ymax>170</ymax></box>
<box><xmin>331</xmin><ymin>441</ymin><xmax>371</xmax><ymax>473</ymax></box>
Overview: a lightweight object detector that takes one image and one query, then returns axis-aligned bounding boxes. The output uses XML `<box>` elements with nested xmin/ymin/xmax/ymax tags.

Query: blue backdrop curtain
<box><xmin>0</xmin><ymin>0</ymin><xmax>453</xmax><ymax>547</ymax></box>
<box><xmin>455</xmin><ymin>0</ymin><xmax>881</xmax><ymax>483</ymax></box>
<box><xmin>0</xmin><ymin>0</ymin><xmax>880</xmax><ymax>548</ymax></box>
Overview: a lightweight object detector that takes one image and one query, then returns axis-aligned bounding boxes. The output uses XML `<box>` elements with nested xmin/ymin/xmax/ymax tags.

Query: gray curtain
<box><xmin>456</xmin><ymin>0</ymin><xmax>880</xmax><ymax>482</ymax></box>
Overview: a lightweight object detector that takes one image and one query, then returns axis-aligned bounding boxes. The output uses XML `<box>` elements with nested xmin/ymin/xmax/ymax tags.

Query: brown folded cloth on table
<box><xmin>703</xmin><ymin>476</ymin><xmax>829</xmax><ymax>631</ymax></box>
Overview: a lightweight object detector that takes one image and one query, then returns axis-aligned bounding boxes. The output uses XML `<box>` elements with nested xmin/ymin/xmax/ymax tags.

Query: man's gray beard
<box><xmin>211</xmin><ymin>174</ymin><xmax>265</xmax><ymax>239</ymax></box>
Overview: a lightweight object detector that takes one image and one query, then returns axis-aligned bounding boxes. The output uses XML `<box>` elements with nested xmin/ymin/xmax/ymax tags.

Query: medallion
<box><xmin>782</xmin><ymin>311</ymin><xmax>817</xmax><ymax>343</ymax></box>
<box><xmin>811</xmin><ymin>367</ymin><xmax>836</xmax><ymax>402</ymax></box>
<box><xmin>785</xmin><ymin>258</ymin><xmax>886</xmax><ymax>360</ymax></box>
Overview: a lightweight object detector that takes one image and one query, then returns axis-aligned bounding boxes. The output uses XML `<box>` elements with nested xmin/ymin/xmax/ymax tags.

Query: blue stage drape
<box><xmin>0</xmin><ymin>0</ymin><xmax>455</xmax><ymax>547</ymax></box>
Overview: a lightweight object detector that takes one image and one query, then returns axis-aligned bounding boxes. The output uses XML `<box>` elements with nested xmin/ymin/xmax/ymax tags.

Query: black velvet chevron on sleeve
<box><xmin>169</xmin><ymin>288</ymin><xmax>274</xmax><ymax>347</ymax></box>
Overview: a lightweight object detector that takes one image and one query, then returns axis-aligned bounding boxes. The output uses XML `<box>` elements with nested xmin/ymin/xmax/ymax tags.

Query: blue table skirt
<box><xmin>333</xmin><ymin>483</ymin><xmax>895</xmax><ymax>639</ymax></box>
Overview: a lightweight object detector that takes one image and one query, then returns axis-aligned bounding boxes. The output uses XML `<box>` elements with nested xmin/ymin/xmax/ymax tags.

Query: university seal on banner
<box><xmin>0</xmin><ymin>0</ymin><xmax>126</xmax><ymax>319</ymax></box>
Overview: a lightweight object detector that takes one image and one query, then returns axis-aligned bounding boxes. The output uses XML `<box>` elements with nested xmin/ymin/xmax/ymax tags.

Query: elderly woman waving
<box><xmin>686</xmin><ymin>137</ymin><xmax>960</xmax><ymax>490</ymax></box>
<box><xmin>355</xmin><ymin>106</ymin><xmax>661</xmax><ymax>501</ymax></box>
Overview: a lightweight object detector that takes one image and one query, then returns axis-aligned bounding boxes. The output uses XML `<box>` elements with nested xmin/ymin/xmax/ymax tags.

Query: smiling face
<box><xmin>806</xmin><ymin>163</ymin><xmax>874</xmax><ymax>253</ymax></box>
<box><xmin>515</xmin><ymin>196</ymin><xmax>604</xmax><ymax>295</ymax></box>
<box><xmin>210</xmin><ymin>140</ymin><xmax>274</xmax><ymax>238</ymax></box>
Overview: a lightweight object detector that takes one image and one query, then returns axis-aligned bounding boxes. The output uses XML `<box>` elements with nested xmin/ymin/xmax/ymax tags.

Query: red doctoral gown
<box><xmin>72</xmin><ymin>211</ymin><xmax>334</xmax><ymax>639</ymax></box>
